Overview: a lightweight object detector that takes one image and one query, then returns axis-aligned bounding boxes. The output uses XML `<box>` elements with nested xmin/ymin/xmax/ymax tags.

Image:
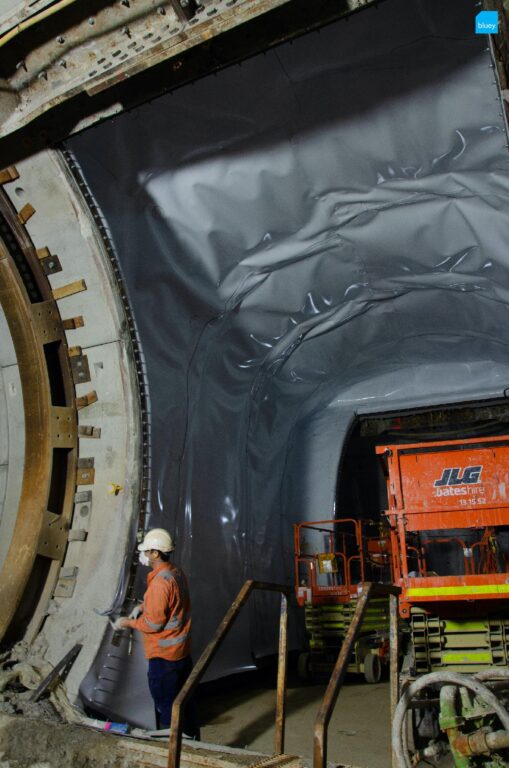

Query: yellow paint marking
<box><xmin>407</xmin><ymin>585</ymin><xmax>509</xmax><ymax>597</ymax></box>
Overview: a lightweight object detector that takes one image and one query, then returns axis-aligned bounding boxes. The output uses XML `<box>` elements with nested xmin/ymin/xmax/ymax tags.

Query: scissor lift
<box><xmin>376</xmin><ymin>434</ymin><xmax>509</xmax><ymax>673</ymax></box>
<box><xmin>294</xmin><ymin>518</ymin><xmax>393</xmax><ymax>683</ymax></box>
<box><xmin>377</xmin><ymin>435</ymin><xmax>509</xmax><ymax>766</ymax></box>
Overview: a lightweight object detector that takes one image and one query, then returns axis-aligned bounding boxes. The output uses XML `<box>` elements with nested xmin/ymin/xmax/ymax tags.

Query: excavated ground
<box><xmin>198</xmin><ymin>666</ymin><xmax>390</xmax><ymax>768</ymax></box>
<box><xmin>0</xmin><ymin>714</ymin><xmax>295</xmax><ymax>768</ymax></box>
<box><xmin>0</xmin><ymin>656</ymin><xmax>388</xmax><ymax>768</ymax></box>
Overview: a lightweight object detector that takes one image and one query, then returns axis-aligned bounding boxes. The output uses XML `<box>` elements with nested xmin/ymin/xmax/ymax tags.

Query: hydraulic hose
<box><xmin>475</xmin><ymin>668</ymin><xmax>509</xmax><ymax>682</ymax></box>
<box><xmin>452</xmin><ymin>728</ymin><xmax>509</xmax><ymax>756</ymax></box>
<box><xmin>486</xmin><ymin>730</ymin><xmax>509</xmax><ymax>751</ymax></box>
<box><xmin>392</xmin><ymin>671</ymin><xmax>509</xmax><ymax>768</ymax></box>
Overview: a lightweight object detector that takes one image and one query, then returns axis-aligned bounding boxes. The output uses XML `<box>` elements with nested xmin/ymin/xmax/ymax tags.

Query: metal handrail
<box><xmin>167</xmin><ymin>579</ymin><xmax>292</xmax><ymax>768</ymax></box>
<box><xmin>313</xmin><ymin>582</ymin><xmax>401</xmax><ymax>768</ymax></box>
<box><xmin>295</xmin><ymin>519</ymin><xmax>366</xmax><ymax>600</ymax></box>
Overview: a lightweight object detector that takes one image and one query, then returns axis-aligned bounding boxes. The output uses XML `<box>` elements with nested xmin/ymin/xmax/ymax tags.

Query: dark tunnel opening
<box><xmin>336</xmin><ymin>399</ymin><xmax>509</xmax><ymax>527</ymax></box>
<box><xmin>334</xmin><ymin>399</ymin><xmax>509</xmax><ymax>606</ymax></box>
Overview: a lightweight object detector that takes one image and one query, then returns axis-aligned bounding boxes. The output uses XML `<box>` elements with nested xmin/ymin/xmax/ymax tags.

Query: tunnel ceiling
<box><xmin>0</xmin><ymin>0</ymin><xmax>380</xmax><ymax>161</ymax></box>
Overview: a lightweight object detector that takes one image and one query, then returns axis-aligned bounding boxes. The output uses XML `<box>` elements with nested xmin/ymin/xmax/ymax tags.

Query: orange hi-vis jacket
<box><xmin>129</xmin><ymin>562</ymin><xmax>192</xmax><ymax>661</ymax></box>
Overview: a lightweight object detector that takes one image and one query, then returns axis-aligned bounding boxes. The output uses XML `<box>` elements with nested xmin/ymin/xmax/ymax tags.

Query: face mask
<box><xmin>139</xmin><ymin>551</ymin><xmax>150</xmax><ymax>567</ymax></box>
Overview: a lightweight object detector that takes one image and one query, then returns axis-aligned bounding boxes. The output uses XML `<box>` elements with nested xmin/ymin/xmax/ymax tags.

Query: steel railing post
<box><xmin>390</xmin><ymin>593</ymin><xmax>400</xmax><ymax>768</ymax></box>
<box><xmin>275</xmin><ymin>592</ymin><xmax>288</xmax><ymax>755</ymax></box>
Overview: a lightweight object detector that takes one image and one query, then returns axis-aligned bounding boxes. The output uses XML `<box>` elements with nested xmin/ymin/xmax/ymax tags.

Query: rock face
<box><xmin>0</xmin><ymin>715</ymin><xmax>144</xmax><ymax>768</ymax></box>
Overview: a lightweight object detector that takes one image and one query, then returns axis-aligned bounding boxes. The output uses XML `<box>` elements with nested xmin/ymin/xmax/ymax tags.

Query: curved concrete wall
<box><xmin>2</xmin><ymin>149</ymin><xmax>142</xmax><ymax>703</ymax></box>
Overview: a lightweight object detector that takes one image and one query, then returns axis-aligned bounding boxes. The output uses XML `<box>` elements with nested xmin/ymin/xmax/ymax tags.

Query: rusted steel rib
<box><xmin>0</xmin><ymin>188</ymin><xmax>78</xmax><ymax>644</ymax></box>
<box><xmin>0</xmin><ymin>237</ymin><xmax>52</xmax><ymax>640</ymax></box>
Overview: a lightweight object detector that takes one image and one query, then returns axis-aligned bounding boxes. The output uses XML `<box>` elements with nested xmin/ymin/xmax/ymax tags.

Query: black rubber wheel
<box><xmin>363</xmin><ymin>652</ymin><xmax>382</xmax><ymax>684</ymax></box>
<box><xmin>297</xmin><ymin>651</ymin><xmax>310</xmax><ymax>680</ymax></box>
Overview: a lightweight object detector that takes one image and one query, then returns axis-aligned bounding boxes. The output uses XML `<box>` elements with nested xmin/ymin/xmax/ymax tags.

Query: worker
<box><xmin>114</xmin><ymin>528</ymin><xmax>199</xmax><ymax>738</ymax></box>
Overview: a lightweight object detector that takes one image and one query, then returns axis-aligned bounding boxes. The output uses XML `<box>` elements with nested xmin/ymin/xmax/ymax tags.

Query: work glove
<box><xmin>128</xmin><ymin>603</ymin><xmax>143</xmax><ymax>620</ymax></box>
<box><xmin>111</xmin><ymin>617</ymin><xmax>127</xmax><ymax>632</ymax></box>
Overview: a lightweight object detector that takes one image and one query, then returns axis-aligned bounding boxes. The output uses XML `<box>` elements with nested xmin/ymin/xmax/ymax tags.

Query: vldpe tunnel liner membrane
<box><xmin>68</xmin><ymin>0</ymin><xmax>509</xmax><ymax>726</ymax></box>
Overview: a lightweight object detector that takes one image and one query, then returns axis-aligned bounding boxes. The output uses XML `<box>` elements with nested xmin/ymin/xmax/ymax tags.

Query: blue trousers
<box><xmin>147</xmin><ymin>656</ymin><xmax>199</xmax><ymax>738</ymax></box>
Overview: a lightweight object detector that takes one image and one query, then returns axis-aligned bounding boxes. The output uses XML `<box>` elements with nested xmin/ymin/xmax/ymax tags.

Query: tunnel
<box><xmin>1</xmin><ymin>0</ymin><xmax>509</xmax><ymax>765</ymax></box>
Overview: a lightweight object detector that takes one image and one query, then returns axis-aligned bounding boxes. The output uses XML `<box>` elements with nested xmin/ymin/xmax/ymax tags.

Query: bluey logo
<box><xmin>475</xmin><ymin>11</ymin><xmax>498</xmax><ymax>34</ymax></box>
<box><xmin>434</xmin><ymin>466</ymin><xmax>483</xmax><ymax>487</ymax></box>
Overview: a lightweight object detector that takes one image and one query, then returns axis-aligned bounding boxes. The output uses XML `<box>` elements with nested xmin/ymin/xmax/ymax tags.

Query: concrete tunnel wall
<box><xmin>0</xmin><ymin>149</ymin><xmax>142</xmax><ymax>702</ymax></box>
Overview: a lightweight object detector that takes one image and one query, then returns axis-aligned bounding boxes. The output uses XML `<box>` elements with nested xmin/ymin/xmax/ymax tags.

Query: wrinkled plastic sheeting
<box><xmin>69</xmin><ymin>0</ymin><xmax>509</xmax><ymax>725</ymax></box>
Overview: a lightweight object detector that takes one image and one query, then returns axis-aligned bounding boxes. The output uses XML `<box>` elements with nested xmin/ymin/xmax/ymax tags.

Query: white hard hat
<box><xmin>138</xmin><ymin>528</ymin><xmax>175</xmax><ymax>553</ymax></box>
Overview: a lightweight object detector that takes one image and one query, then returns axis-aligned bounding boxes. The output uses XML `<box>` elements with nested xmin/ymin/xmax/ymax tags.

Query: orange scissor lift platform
<box><xmin>376</xmin><ymin>434</ymin><xmax>509</xmax><ymax>673</ymax></box>
<box><xmin>294</xmin><ymin>518</ymin><xmax>393</xmax><ymax>682</ymax></box>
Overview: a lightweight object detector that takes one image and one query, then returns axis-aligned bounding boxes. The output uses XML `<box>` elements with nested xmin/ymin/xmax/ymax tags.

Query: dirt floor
<box><xmin>0</xmin><ymin>656</ymin><xmax>390</xmax><ymax>768</ymax></box>
<box><xmin>198</xmin><ymin>663</ymin><xmax>391</xmax><ymax>768</ymax></box>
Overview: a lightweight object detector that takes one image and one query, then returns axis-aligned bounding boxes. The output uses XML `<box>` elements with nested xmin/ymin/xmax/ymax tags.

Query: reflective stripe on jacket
<box><xmin>130</xmin><ymin>562</ymin><xmax>192</xmax><ymax>661</ymax></box>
